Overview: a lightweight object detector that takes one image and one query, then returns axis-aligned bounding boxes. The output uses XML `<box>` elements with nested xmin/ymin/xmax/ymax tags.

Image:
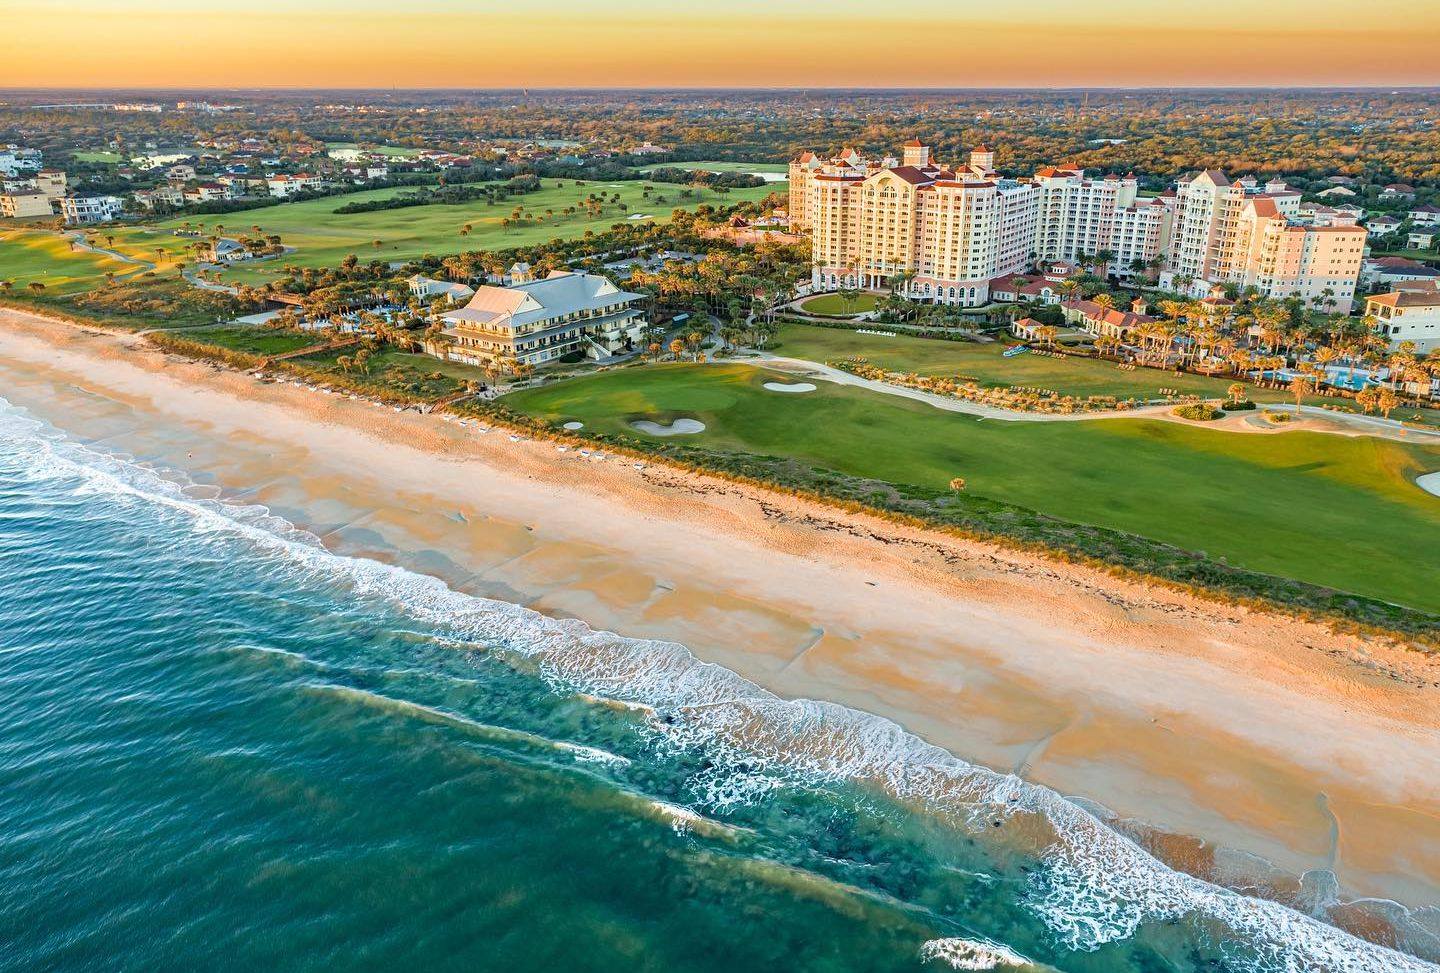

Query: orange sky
<box><xmin>5</xmin><ymin>1</ymin><xmax>1440</xmax><ymax>88</ymax></box>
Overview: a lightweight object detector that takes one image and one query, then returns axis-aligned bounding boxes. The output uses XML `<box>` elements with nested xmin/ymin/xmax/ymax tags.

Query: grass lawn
<box><xmin>798</xmin><ymin>293</ymin><xmax>882</xmax><ymax>316</ymax></box>
<box><xmin>179</xmin><ymin>326</ymin><xmax>318</xmax><ymax>356</ymax></box>
<box><xmin>73</xmin><ymin>150</ymin><xmax>123</xmax><ymax>164</ymax></box>
<box><xmin>769</xmin><ymin>322</ymin><xmax>1425</xmax><ymax>414</ymax></box>
<box><xmin>127</xmin><ymin>179</ymin><xmax>773</xmax><ymax>286</ymax></box>
<box><xmin>505</xmin><ymin>363</ymin><xmax>1440</xmax><ymax>613</ymax></box>
<box><xmin>0</xmin><ymin>228</ymin><xmax>139</xmax><ymax>295</ymax></box>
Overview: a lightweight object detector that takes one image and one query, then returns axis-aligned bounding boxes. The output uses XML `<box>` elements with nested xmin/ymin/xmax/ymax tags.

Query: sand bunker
<box><xmin>763</xmin><ymin>381</ymin><xmax>817</xmax><ymax>393</ymax></box>
<box><xmin>562</xmin><ymin>421</ymin><xmax>584</xmax><ymax>430</ymax></box>
<box><xmin>1418</xmin><ymin>472</ymin><xmax>1440</xmax><ymax>497</ymax></box>
<box><xmin>630</xmin><ymin>418</ymin><xmax>706</xmax><ymax>436</ymax></box>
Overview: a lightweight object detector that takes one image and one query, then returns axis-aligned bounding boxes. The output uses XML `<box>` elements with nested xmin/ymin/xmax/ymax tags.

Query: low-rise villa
<box><xmin>426</xmin><ymin>271</ymin><xmax>646</xmax><ymax>368</ymax></box>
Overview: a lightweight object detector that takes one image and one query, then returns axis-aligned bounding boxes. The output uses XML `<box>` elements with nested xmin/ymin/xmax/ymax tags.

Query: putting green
<box><xmin>505</xmin><ymin>362</ymin><xmax>1440</xmax><ymax>612</ymax></box>
<box><xmin>798</xmin><ymin>293</ymin><xmax>881</xmax><ymax>316</ymax></box>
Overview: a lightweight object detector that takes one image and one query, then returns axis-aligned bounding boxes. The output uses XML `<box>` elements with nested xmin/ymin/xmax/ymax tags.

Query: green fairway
<box><xmin>0</xmin><ymin>228</ymin><xmax>138</xmax><ymax>295</ymax></box>
<box><xmin>129</xmin><ymin>179</ymin><xmax>774</xmax><ymax>285</ymax></box>
<box><xmin>769</xmin><ymin>322</ymin><xmax>1420</xmax><ymax>412</ymax></box>
<box><xmin>798</xmin><ymin>293</ymin><xmax>881</xmax><ymax>316</ymax></box>
<box><xmin>505</xmin><ymin>363</ymin><xmax>1440</xmax><ymax>612</ymax></box>
<box><xmin>73</xmin><ymin>150</ymin><xmax>124</xmax><ymax>164</ymax></box>
<box><xmin>638</xmin><ymin>160</ymin><xmax>787</xmax><ymax>175</ymax></box>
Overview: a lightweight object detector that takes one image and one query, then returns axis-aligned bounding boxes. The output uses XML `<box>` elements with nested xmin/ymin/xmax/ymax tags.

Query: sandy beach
<box><xmin>2</xmin><ymin>306</ymin><xmax>1437</xmax><ymax>926</ymax></box>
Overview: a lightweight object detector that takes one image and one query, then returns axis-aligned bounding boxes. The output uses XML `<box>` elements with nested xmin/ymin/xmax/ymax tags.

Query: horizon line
<box><xmin>4</xmin><ymin>83</ymin><xmax>1440</xmax><ymax>93</ymax></box>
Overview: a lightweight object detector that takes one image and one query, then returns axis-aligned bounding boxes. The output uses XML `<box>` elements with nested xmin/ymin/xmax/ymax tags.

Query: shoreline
<box><xmin>2</xmin><ymin>306</ymin><xmax>1438</xmax><ymax>921</ymax></box>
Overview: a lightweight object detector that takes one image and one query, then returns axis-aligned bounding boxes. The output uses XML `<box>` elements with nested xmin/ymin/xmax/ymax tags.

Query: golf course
<box><xmin>769</xmin><ymin>322</ymin><xmax>1440</xmax><ymax>421</ymax></box>
<box><xmin>0</xmin><ymin>228</ymin><xmax>139</xmax><ymax>295</ymax></box>
<box><xmin>504</xmin><ymin>361</ymin><xmax>1440</xmax><ymax>612</ymax></box>
<box><xmin>106</xmin><ymin>177</ymin><xmax>776</xmax><ymax>285</ymax></box>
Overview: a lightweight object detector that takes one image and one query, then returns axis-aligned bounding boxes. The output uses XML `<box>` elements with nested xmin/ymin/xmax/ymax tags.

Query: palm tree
<box><xmin>0</xmin><ymin>280</ymin><xmax>12</xmax><ymax>295</ymax></box>
<box><xmin>27</xmin><ymin>282</ymin><xmax>45</xmax><ymax>296</ymax></box>
<box><xmin>1377</xmin><ymin>388</ymin><xmax>1400</xmax><ymax>419</ymax></box>
<box><xmin>948</xmin><ymin>477</ymin><xmax>967</xmax><ymax>493</ymax></box>
<box><xmin>668</xmin><ymin>338</ymin><xmax>685</xmax><ymax>360</ymax></box>
<box><xmin>1289</xmin><ymin>373</ymin><xmax>1316</xmax><ymax>414</ymax></box>
<box><xmin>1227</xmin><ymin>382</ymin><xmax>1247</xmax><ymax>404</ymax></box>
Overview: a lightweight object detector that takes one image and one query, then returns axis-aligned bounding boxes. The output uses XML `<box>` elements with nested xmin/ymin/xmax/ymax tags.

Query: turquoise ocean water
<box><xmin>0</xmin><ymin>396</ymin><xmax>1434</xmax><ymax>973</ymax></box>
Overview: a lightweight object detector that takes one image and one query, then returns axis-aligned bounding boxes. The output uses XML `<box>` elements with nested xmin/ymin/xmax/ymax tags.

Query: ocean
<box><xmin>0</xmin><ymin>395</ymin><xmax>1433</xmax><ymax>973</ymax></box>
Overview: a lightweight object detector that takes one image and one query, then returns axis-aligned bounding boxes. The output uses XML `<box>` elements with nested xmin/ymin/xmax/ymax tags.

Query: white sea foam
<box><xmin>555</xmin><ymin>742</ymin><xmax>631</xmax><ymax>768</ymax></box>
<box><xmin>920</xmin><ymin>937</ymin><xmax>1033</xmax><ymax>970</ymax></box>
<box><xmin>2</xmin><ymin>397</ymin><xmax>1435</xmax><ymax>973</ymax></box>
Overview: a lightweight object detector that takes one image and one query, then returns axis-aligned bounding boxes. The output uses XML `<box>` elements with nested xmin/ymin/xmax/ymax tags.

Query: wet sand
<box><xmin>2</xmin><ymin>307</ymin><xmax>1438</xmax><ymax>921</ymax></box>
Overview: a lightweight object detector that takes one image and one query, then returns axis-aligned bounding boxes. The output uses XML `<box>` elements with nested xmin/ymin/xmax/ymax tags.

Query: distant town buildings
<box><xmin>789</xmin><ymin>141</ymin><xmax>1367</xmax><ymax>310</ymax></box>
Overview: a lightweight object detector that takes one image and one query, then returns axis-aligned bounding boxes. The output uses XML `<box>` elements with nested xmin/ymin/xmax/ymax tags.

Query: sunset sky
<box><xmin>5</xmin><ymin>0</ymin><xmax>1440</xmax><ymax>88</ymax></box>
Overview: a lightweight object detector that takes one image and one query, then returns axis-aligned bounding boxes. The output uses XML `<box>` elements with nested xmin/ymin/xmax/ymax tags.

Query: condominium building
<box><xmin>789</xmin><ymin>142</ymin><xmax>1362</xmax><ymax>310</ymax></box>
<box><xmin>428</xmin><ymin>271</ymin><xmax>646</xmax><ymax>367</ymax></box>
<box><xmin>1232</xmin><ymin>198</ymin><xmax>1365</xmax><ymax>310</ymax></box>
<box><xmin>1160</xmin><ymin>171</ymin><xmax>1361</xmax><ymax>308</ymax></box>
<box><xmin>803</xmin><ymin>142</ymin><xmax>1040</xmax><ymax>306</ymax></box>
<box><xmin>1032</xmin><ymin>166</ymin><xmax>1170</xmax><ymax>277</ymax></box>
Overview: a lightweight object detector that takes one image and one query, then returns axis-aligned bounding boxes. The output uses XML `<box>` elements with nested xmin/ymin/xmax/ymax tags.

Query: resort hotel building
<box><xmin>790</xmin><ymin>142</ymin><xmax>1364</xmax><ymax>310</ymax></box>
<box><xmin>425</xmin><ymin>271</ymin><xmax>646</xmax><ymax>368</ymax></box>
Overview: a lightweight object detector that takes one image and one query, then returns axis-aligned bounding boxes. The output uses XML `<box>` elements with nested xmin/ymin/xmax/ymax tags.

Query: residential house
<box><xmin>1408</xmin><ymin>232</ymin><xmax>1436</xmax><ymax>251</ymax></box>
<box><xmin>0</xmin><ymin>146</ymin><xmax>43</xmax><ymax>177</ymax></box>
<box><xmin>1362</xmin><ymin>256</ymin><xmax>1440</xmax><ymax>289</ymax></box>
<box><xmin>1315</xmin><ymin>186</ymin><xmax>1357</xmax><ymax>199</ymax></box>
<box><xmin>1409</xmin><ymin>205</ymin><xmax>1440</xmax><ymax>227</ymax></box>
<box><xmin>131</xmin><ymin>186</ymin><xmax>185</xmax><ymax>211</ymax></box>
<box><xmin>426</xmin><ymin>271</ymin><xmax>646</xmax><ymax>367</ymax></box>
<box><xmin>1382</xmin><ymin>184</ymin><xmax>1417</xmax><ymax>199</ymax></box>
<box><xmin>0</xmin><ymin>190</ymin><xmax>55</xmax><ymax>218</ymax></box>
<box><xmin>1365</xmin><ymin>213</ymin><xmax>1403</xmax><ymax>236</ymax></box>
<box><xmin>266</xmin><ymin>174</ymin><xmax>324</xmax><ymax>198</ymax></box>
<box><xmin>59</xmin><ymin>194</ymin><xmax>124</xmax><ymax>225</ymax></box>
<box><xmin>183</xmin><ymin>182</ymin><xmax>228</xmax><ymax>204</ymax></box>
<box><xmin>1366</xmin><ymin>283</ymin><xmax>1440</xmax><ymax>352</ymax></box>
<box><xmin>406</xmin><ymin>274</ymin><xmax>476</xmax><ymax>303</ymax></box>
